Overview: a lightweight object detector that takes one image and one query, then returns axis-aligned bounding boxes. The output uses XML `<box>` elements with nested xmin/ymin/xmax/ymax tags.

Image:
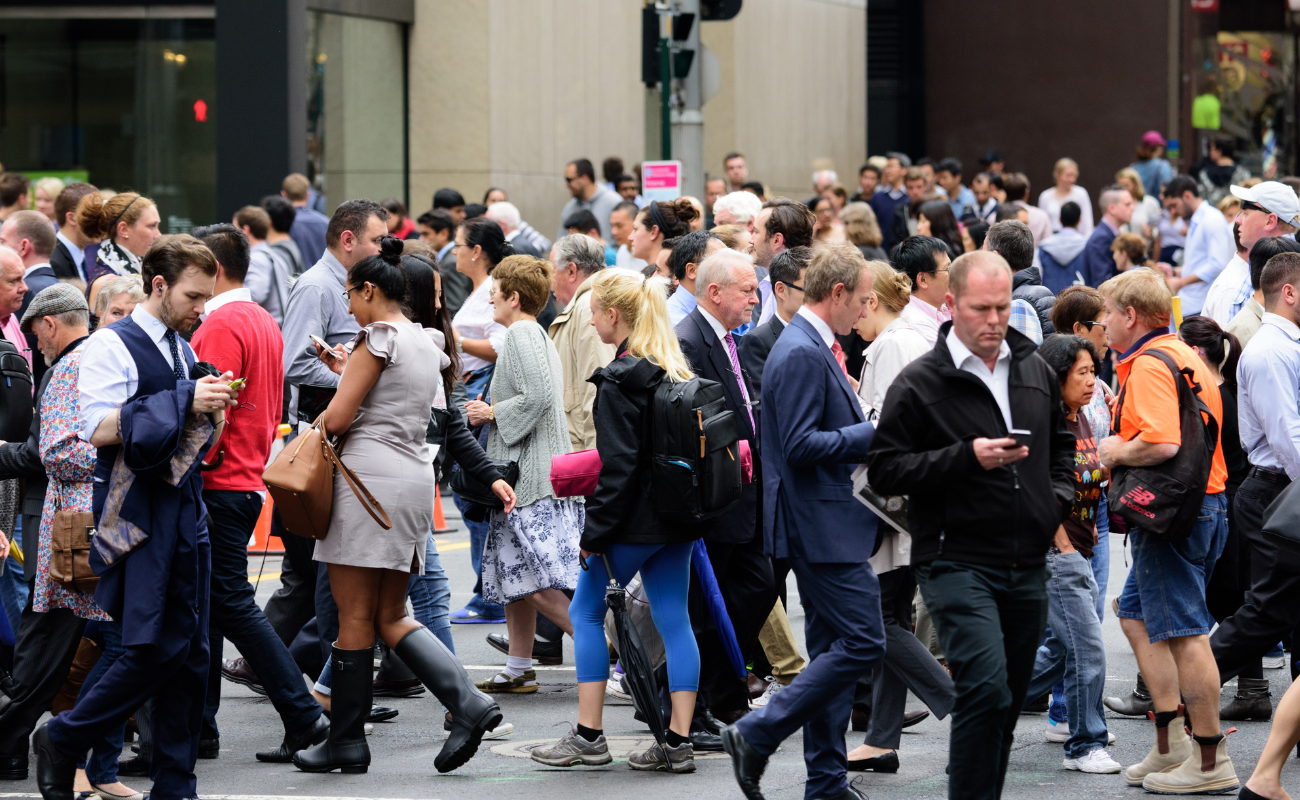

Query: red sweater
<box><xmin>192</xmin><ymin>296</ymin><xmax>285</xmax><ymax>492</ymax></box>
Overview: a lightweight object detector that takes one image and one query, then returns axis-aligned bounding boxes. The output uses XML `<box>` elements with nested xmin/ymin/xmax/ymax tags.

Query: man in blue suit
<box><xmin>722</xmin><ymin>244</ymin><xmax>884</xmax><ymax>800</ymax></box>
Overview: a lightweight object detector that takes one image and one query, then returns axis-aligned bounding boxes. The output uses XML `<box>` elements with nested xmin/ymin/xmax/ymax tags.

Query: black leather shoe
<box><xmin>485</xmin><ymin>633</ymin><xmax>563</xmax><ymax>665</ymax></box>
<box><xmin>1021</xmin><ymin>692</ymin><xmax>1050</xmax><ymax>714</ymax></box>
<box><xmin>256</xmin><ymin>714</ymin><xmax>330</xmax><ymax>763</ymax></box>
<box><xmin>0</xmin><ymin>754</ymin><xmax>27</xmax><ymax>780</ymax></box>
<box><xmin>372</xmin><ymin>676</ymin><xmax>425</xmax><ymax>698</ymax></box>
<box><xmin>847</xmin><ymin>750</ymin><xmax>899</xmax><ymax>773</ymax></box>
<box><xmin>34</xmin><ymin>722</ymin><xmax>76</xmax><ymax>799</ymax></box>
<box><xmin>811</xmin><ymin>780</ymin><xmax>869</xmax><ymax>800</ymax></box>
<box><xmin>368</xmin><ymin>705</ymin><xmax>399</xmax><ymax>723</ymax></box>
<box><xmin>116</xmin><ymin>753</ymin><xmax>150</xmax><ymax>777</ymax></box>
<box><xmin>721</xmin><ymin>724</ymin><xmax>768</xmax><ymax>800</ymax></box>
<box><xmin>689</xmin><ymin>730</ymin><xmax>724</xmax><ymax>752</ymax></box>
<box><xmin>700</xmin><ymin>709</ymin><xmax>724</xmax><ymax>735</ymax></box>
<box><xmin>901</xmin><ymin>709</ymin><xmax>930</xmax><ymax>729</ymax></box>
<box><xmin>198</xmin><ymin>738</ymin><xmax>219</xmax><ymax>759</ymax></box>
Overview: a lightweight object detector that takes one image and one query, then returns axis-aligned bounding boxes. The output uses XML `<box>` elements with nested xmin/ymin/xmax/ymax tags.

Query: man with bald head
<box><xmin>867</xmin><ymin>251</ymin><xmax>1075</xmax><ymax>799</ymax></box>
<box><xmin>0</xmin><ymin>211</ymin><xmax>57</xmax><ymax>387</ymax></box>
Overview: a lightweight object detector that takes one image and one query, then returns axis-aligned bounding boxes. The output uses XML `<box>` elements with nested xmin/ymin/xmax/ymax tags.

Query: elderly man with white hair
<box><xmin>713</xmin><ymin>191</ymin><xmax>763</xmax><ymax>234</ymax></box>
<box><xmin>813</xmin><ymin>170</ymin><xmax>838</xmax><ymax>196</ymax></box>
<box><xmin>486</xmin><ymin>201</ymin><xmax>552</xmax><ymax>258</ymax></box>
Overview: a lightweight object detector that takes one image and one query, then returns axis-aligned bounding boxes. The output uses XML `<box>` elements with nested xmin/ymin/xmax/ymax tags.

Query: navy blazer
<box><xmin>1080</xmin><ymin>223</ymin><xmax>1119</xmax><ymax>288</ymax></box>
<box><xmin>760</xmin><ymin>314</ymin><xmax>877</xmax><ymax>563</ymax></box>
<box><xmin>676</xmin><ymin>307</ymin><xmax>759</xmax><ymax>544</ymax></box>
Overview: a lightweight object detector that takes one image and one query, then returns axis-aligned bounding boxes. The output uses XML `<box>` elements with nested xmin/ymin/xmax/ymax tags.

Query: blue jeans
<box><xmin>0</xmin><ymin>517</ymin><xmax>27</xmax><ymax>639</ymax></box>
<box><xmin>1117</xmin><ymin>493</ymin><xmax>1229</xmax><ymax>642</ymax></box>
<box><xmin>454</xmin><ymin>490</ymin><xmax>504</xmax><ymax>620</ymax></box>
<box><xmin>571</xmin><ymin>542</ymin><xmax>699</xmax><ymax>691</ymax></box>
<box><xmin>75</xmin><ymin>621</ymin><xmax>128</xmax><ymax>784</ymax></box>
<box><xmin>1026</xmin><ymin>550</ymin><xmax>1109</xmax><ymax>758</ymax></box>
<box><xmin>409</xmin><ymin>531</ymin><xmax>454</xmax><ymax>652</ymax></box>
<box><xmin>1051</xmin><ymin>493</ymin><xmax>1112</xmax><ymax>723</ymax></box>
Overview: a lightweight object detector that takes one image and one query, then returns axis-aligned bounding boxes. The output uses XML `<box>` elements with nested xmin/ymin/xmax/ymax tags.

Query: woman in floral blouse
<box><xmin>35</xmin><ymin>329</ymin><xmax>143</xmax><ymax>800</ymax></box>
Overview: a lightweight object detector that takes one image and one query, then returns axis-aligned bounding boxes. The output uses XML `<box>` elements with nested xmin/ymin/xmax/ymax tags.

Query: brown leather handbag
<box><xmin>262</xmin><ymin>416</ymin><xmax>392</xmax><ymax>540</ymax></box>
<box><xmin>49</xmin><ymin>488</ymin><xmax>99</xmax><ymax>592</ymax></box>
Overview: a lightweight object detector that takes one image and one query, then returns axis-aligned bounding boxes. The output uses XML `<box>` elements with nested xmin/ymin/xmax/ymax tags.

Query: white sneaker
<box><xmin>1064</xmin><ymin>748</ymin><xmax>1122</xmax><ymax>774</ymax></box>
<box><xmin>1045</xmin><ymin>720</ymin><xmax>1116</xmax><ymax>745</ymax></box>
<box><xmin>482</xmin><ymin>721</ymin><xmax>515</xmax><ymax>740</ymax></box>
<box><xmin>1263</xmin><ymin>655</ymin><xmax>1286</xmax><ymax>669</ymax></box>
<box><xmin>605</xmin><ymin>676</ymin><xmax>632</xmax><ymax>702</ymax></box>
<box><xmin>750</xmin><ymin>677</ymin><xmax>784</xmax><ymax>709</ymax></box>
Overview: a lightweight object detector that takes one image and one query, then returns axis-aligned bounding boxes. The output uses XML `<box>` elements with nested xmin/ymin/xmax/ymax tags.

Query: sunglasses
<box><xmin>1081</xmin><ymin>320</ymin><xmax>1107</xmax><ymax>332</ymax></box>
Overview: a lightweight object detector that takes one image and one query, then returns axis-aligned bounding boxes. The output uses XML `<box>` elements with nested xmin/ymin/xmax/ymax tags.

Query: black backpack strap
<box><xmin>1131</xmin><ymin>348</ymin><xmax>1220</xmax><ymax>452</ymax></box>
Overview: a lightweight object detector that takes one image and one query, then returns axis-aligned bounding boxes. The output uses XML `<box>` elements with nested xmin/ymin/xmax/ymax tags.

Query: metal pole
<box><xmin>659</xmin><ymin>35</ymin><xmax>672</xmax><ymax>160</ymax></box>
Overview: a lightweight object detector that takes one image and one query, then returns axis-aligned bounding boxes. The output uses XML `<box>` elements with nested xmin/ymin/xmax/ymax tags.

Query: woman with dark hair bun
<box><xmin>628</xmin><ymin>198</ymin><xmax>696</xmax><ymax>267</ymax></box>
<box><xmin>294</xmin><ymin>236</ymin><xmax>516</xmax><ymax>776</ymax></box>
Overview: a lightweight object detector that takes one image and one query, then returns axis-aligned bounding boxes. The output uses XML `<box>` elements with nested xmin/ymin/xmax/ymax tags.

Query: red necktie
<box><xmin>831</xmin><ymin>340</ymin><xmax>850</xmax><ymax>379</ymax></box>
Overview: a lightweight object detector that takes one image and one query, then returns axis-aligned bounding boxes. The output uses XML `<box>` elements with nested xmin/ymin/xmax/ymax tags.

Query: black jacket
<box><xmin>583</xmin><ymin>352</ymin><xmax>712</xmax><ymax>553</ymax></box>
<box><xmin>20</xmin><ymin>266</ymin><xmax>59</xmax><ymax>390</ymax></box>
<box><xmin>1011</xmin><ymin>266</ymin><xmax>1056</xmax><ymax>337</ymax></box>
<box><xmin>437</xmin><ymin>401</ymin><xmax>501</xmax><ymax>486</ymax></box>
<box><xmin>739</xmin><ymin>314</ymin><xmax>784</xmax><ymax>399</ymax></box>
<box><xmin>676</xmin><ymin>308</ymin><xmax>759</xmax><ymax>544</ymax></box>
<box><xmin>865</xmin><ymin>323</ymin><xmax>1075</xmax><ymax>569</ymax></box>
<box><xmin>50</xmin><ymin>240</ymin><xmax>81</xmax><ymax>281</ymax></box>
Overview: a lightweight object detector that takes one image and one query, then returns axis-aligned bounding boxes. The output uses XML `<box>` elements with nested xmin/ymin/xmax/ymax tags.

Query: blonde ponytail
<box><xmin>591</xmin><ymin>269</ymin><xmax>695</xmax><ymax>382</ymax></box>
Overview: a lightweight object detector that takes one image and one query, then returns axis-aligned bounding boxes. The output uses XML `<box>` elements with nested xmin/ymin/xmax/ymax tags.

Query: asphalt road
<box><xmin>5</xmin><ymin>507</ymin><xmax>1300</xmax><ymax>799</ymax></box>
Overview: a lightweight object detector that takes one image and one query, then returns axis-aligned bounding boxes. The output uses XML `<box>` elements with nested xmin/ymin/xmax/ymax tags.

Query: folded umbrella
<box><xmin>691</xmin><ymin>539</ymin><xmax>747</xmax><ymax>680</ymax></box>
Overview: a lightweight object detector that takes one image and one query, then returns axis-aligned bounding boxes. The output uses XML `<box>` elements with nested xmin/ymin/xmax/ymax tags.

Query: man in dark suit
<box><xmin>723</xmin><ymin>244</ymin><xmax>883</xmax><ymax>800</ymax></box>
<box><xmin>675</xmin><ymin>248</ymin><xmax>775</xmax><ymax>731</ymax></box>
<box><xmin>50</xmin><ymin>182</ymin><xmax>99</xmax><ymax>282</ymax></box>
<box><xmin>0</xmin><ymin>211</ymin><xmax>60</xmax><ymax>388</ymax></box>
<box><xmin>416</xmin><ymin>209</ymin><xmax>470</xmax><ymax>316</ymax></box>
<box><xmin>740</xmin><ymin>246</ymin><xmax>811</xmax><ymax>396</ymax></box>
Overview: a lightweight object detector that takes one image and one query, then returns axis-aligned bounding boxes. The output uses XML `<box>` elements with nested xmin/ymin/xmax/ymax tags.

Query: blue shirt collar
<box><xmin>1119</xmin><ymin>329</ymin><xmax>1166</xmax><ymax>361</ymax></box>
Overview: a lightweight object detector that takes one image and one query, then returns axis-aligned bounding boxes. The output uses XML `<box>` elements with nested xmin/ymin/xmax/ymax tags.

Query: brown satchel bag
<box><xmin>49</xmin><ymin>487</ymin><xmax>99</xmax><ymax>592</ymax></box>
<box><xmin>262</xmin><ymin>416</ymin><xmax>392</xmax><ymax>540</ymax></box>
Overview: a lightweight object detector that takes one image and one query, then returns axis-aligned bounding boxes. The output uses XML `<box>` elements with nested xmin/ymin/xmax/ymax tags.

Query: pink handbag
<box><xmin>550</xmin><ymin>441</ymin><xmax>754</xmax><ymax>499</ymax></box>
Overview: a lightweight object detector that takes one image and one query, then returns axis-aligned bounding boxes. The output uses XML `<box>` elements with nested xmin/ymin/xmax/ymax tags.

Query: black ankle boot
<box><xmin>33</xmin><ymin>722</ymin><xmax>76</xmax><ymax>800</ymax></box>
<box><xmin>394</xmin><ymin>626</ymin><xmax>502</xmax><ymax>773</ymax></box>
<box><xmin>1103</xmin><ymin>671</ymin><xmax>1154</xmax><ymax>716</ymax></box>
<box><xmin>293</xmin><ymin>645</ymin><xmax>372</xmax><ymax>774</ymax></box>
<box><xmin>1220</xmin><ymin>677</ymin><xmax>1273</xmax><ymax>721</ymax></box>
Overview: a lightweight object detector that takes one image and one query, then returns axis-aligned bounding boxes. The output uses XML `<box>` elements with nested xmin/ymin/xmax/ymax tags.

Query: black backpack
<box><xmin>1108</xmin><ymin>349</ymin><xmax>1218</xmax><ymax>541</ymax></box>
<box><xmin>0</xmin><ymin>338</ymin><xmax>32</xmax><ymax>443</ymax></box>
<box><xmin>647</xmin><ymin>375</ymin><xmax>743</xmax><ymax>524</ymax></box>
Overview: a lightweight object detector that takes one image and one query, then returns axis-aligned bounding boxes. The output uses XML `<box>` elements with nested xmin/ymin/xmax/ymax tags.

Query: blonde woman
<box><xmin>33</xmin><ymin>176</ymin><xmax>65</xmax><ymax>224</ymax></box>
<box><xmin>1038</xmin><ymin>157</ymin><xmax>1094</xmax><ymax>235</ymax></box>
<box><xmin>530</xmin><ymin>268</ymin><xmax>706</xmax><ymax>773</ymax></box>
<box><xmin>841</xmin><ymin>202</ymin><xmax>888</xmax><ymax>262</ymax></box>
<box><xmin>711</xmin><ymin>223</ymin><xmax>752</xmax><ymax>255</ymax></box>
<box><xmin>93</xmin><ymin>274</ymin><xmax>146</xmax><ymax>329</ymax></box>
<box><xmin>1116</xmin><ymin>167</ymin><xmax>1162</xmax><ymax>239</ymax></box>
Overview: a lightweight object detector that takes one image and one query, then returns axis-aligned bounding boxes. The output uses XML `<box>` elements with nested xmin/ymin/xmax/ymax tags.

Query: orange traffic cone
<box><xmin>433</xmin><ymin>487</ymin><xmax>454</xmax><ymax>533</ymax></box>
<box><xmin>247</xmin><ymin>497</ymin><xmax>285</xmax><ymax>554</ymax></box>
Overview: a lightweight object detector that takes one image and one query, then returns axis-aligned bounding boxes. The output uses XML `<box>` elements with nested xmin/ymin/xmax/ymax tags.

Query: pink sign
<box><xmin>641</xmin><ymin>160</ymin><xmax>682</xmax><ymax>200</ymax></box>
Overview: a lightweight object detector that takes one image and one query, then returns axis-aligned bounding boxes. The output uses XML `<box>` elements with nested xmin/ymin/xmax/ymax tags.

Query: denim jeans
<box><xmin>409</xmin><ymin>531</ymin><xmax>454</xmax><ymax>652</ymax></box>
<box><xmin>1026</xmin><ymin>550</ymin><xmax>1109</xmax><ymax>759</ymax></box>
<box><xmin>1051</xmin><ymin>493</ymin><xmax>1112</xmax><ymax>724</ymax></box>
<box><xmin>75</xmin><ymin>621</ymin><xmax>128</xmax><ymax>784</ymax></box>
<box><xmin>454</xmin><ymin>490</ymin><xmax>504</xmax><ymax>620</ymax></box>
<box><xmin>201</xmin><ymin>490</ymin><xmax>322</xmax><ymax>739</ymax></box>
<box><xmin>1118</xmin><ymin>493</ymin><xmax>1229</xmax><ymax>642</ymax></box>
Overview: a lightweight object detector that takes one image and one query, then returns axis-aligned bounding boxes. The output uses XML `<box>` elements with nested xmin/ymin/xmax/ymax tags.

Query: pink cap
<box><xmin>1142</xmin><ymin>130</ymin><xmax>1166</xmax><ymax>147</ymax></box>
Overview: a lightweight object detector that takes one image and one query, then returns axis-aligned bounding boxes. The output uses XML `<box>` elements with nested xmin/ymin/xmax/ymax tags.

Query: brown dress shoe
<box><xmin>747</xmin><ymin>672</ymin><xmax>767</xmax><ymax>700</ymax></box>
<box><xmin>221</xmin><ymin>658</ymin><xmax>266</xmax><ymax>696</ymax></box>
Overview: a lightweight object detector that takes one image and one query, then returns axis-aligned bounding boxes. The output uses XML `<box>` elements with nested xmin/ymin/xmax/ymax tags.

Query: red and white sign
<box><xmin>641</xmin><ymin>160</ymin><xmax>682</xmax><ymax>202</ymax></box>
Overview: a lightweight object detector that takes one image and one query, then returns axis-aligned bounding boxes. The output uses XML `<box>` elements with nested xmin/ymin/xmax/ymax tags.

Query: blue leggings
<box><xmin>570</xmin><ymin>541</ymin><xmax>699</xmax><ymax>693</ymax></box>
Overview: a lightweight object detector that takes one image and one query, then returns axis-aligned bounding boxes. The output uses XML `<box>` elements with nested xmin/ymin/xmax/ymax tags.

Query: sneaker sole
<box><xmin>1063</xmin><ymin>760</ymin><xmax>1121</xmax><ymax>774</ymax></box>
<box><xmin>1140</xmin><ymin>778</ymin><xmax>1240</xmax><ymax>795</ymax></box>
<box><xmin>482</xmin><ymin>723</ymin><xmax>515</xmax><ymax>740</ymax></box>
<box><xmin>629</xmin><ymin>758</ymin><xmax>697</xmax><ymax>773</ymax></box>
<box><xmin>530</xmin><ymin>752</ymin><xmax>614</xmax><ymax>767</ymax></box>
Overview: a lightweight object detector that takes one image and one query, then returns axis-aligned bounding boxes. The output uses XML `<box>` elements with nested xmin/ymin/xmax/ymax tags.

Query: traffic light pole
<box><xmin>659</xmin><ymin>33</ymin><xmax>672</xmax><ymax>161</ymax></box>
<box><xmin>671</xmin><ymin>0</ymin><xmax>704</xmax><ymax>200</ymax></box>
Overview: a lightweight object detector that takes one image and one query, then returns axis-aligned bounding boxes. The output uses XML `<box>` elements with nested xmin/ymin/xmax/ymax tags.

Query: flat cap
<box><xmin>21</xmin><ymin>283</ymin><xmax>90</xmax><ymax>333</ymax></box>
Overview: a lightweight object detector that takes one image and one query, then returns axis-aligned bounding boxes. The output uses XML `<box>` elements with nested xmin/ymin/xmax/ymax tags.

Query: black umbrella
<box><xmin>587</xmin><ymin>553</ymin><xmax>676</xmax><ymax>772</ymax></box>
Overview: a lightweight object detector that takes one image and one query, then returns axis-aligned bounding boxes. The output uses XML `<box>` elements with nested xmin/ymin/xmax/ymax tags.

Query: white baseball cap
<box><xmin>1230</xmin><ymin>181</ymin><xmax>1300</xmax><ymax>227</ymax></box>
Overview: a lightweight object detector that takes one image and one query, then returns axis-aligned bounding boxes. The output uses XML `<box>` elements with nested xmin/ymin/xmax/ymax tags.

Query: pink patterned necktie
<box><xmin>831</xmin><ymin>339</ymin><xmax>850</xmax><ymax>378</ymax></box>
<box><xmin>723</xmin><ymin>332</ymin><xmax>755</xmax><ymax>431</ymax></box>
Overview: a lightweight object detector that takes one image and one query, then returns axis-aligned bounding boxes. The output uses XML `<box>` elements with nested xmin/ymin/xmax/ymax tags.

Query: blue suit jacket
<box><xmin>760</xmin><ymin>314</ymin><xmax>877</xmax><ymax>563</ymax></box>
<box><xmin>1081</xmin><ymin>223</ymin><xmax>1119</xmax><ymax>288</ymax></box>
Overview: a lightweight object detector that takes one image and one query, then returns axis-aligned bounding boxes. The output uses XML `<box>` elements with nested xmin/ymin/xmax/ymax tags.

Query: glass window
<box><xmin>0</xmin><ymin>17</ymin><xmax>216</xmax><ymax>231</ymax></box>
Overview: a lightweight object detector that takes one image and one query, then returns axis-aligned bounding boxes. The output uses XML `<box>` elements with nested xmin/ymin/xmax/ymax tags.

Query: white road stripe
<box><xmin>1</xmin><ymin>796</ymin><xmax>440</xmax><ymax>800</ymax></box>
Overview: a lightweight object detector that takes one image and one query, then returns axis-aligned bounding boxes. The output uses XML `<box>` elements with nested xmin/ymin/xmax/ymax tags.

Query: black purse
<box><xmin>449</xmin><ymin>458</ymin><xmax>519</xmax><ymax>511</ymax></box>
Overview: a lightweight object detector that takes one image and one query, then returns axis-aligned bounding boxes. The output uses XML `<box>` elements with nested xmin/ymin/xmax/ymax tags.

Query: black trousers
<box><xmin>1211</xmin><ymin>472</ymin><xmax>1300</xmax><ymax>682</ymax></box>
<box><xmin>689</xmin><ymin>536</ymin><xmax>775</xmax><ymax>715</ymax></box>
<box><xmin>0</xmin><ymin>581</ymin><xmax>86</xmax><ymax>758</ymax></box>
<box><xmin>915</xmin><ymin>560</ymin><xmax>1047</xmax><ymax>800</ymax></box>
<box><xmin>263</xmin><ymin>508</ymin><xmax>316</xmax><ymax>648</ymax></box>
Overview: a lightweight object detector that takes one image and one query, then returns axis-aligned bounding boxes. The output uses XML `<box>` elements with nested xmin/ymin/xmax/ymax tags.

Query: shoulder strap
<box><xmin>314</xmin><ymin>416</ymin><xmax>393</xmax><ymax>530</ymax></box>
<box><xmin>1113</xmin><ymin>348</ymin><xmax>1218</xmax><ymax>448</ymax></box>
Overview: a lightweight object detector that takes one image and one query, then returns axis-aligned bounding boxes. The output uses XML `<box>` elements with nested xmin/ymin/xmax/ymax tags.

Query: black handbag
<box><xmin>449</xmin><ymin>458</ymin><xmax>518</xmax><ymax>511</ymax></box>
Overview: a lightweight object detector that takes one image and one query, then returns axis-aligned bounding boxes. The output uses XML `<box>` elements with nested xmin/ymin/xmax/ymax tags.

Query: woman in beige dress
<box><xmin>294</xmin><ymin>238</ymin><xmax>515</xmax><ymax>776</ymax></box>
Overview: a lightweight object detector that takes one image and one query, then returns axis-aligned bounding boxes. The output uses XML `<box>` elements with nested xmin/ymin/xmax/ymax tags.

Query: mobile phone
<box><xmin>1009</xmin><ymin>428</ymin><xmax>1032</xmax><ymax>450</ymax></box>
<box><xmin>309</xmin><ymin>334</ymin><xmax>338</xmax><ymax>358</ymax></box>
<box><xmin>228</xmin><ymin>377</ymin><xmax>247</xmax><ymax>391</ymax></box>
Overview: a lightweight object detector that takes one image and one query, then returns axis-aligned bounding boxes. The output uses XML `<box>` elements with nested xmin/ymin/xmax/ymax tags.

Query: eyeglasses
<box><xmin>777</xmin><ymin>281</ymin><xmax>805</xmax><ymax>292</ymax></box>
<box><xmin>1082</xmin><ymin>320</ymin><xmax>1107</xmax><ymax>331</ymax></box>
<box><xmin>341</xmin><ymin>283</ymin><xmax>367</xmax><ymax>302</ymax></box>
<box><xmin>928</xmin><ymin>268</ymin><xmax>951</xmax><ymax>275</ymax></box>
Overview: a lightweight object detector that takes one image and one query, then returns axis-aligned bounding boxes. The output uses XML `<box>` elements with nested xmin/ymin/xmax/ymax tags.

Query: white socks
<box><xmin>495</xmin><ymin>655</ymin><xmax>535</xmax><ymax>684</ymax></box>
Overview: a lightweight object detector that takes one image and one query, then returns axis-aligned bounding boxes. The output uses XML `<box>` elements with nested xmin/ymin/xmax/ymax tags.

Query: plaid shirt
<box><xmin>1009</xmin><ymin>299</ymin><xmax>1043</xmax><ymax>345</ymax></box>
<box><xmin>1227</xmin><ymin>276</ymin><xmax>1254</xmax><ymax>322</ymax></box>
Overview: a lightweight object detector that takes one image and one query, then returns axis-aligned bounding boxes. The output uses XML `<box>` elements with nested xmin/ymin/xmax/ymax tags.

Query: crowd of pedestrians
<box><xmin>1</xmin><ymin>134</ymin><xmax>1300</xmax><ymax>800</ymax></box>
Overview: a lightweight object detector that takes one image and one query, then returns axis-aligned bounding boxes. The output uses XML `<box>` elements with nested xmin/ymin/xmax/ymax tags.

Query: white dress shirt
<box><xmin>56</xmin><ymin>231</ymin><xmax>86</xmax><ymax>281</ymax></box>
<box><xmin>204</xmin><ymin>286</ymin><xmax>253</xmax><ymax>317</ymax></box>
<box><xmin>1200</xmin><ymin>253</ymin><xmax>1250</xmax><ymax>327</ymax></box>
<box><xmin>1179</xmin><ymin>200</ymin><xmax>1236</xmax><ymax>315</ymax></box>
<box><xmin>1238</xmin><ymin>312</ymin><xmax>1300</xmax><ymax>479</ymax></box>
<box><xmin>451</xmin><ymin>277</ymin><xmax>507</xmax><ymax>373</ymax></box>
<box><xmin>796</xmin><ymin>305</ymin><xmax>835</xmax><ymax>347</ymax></box>
<box><xmin>945</xmin><ymin>327</ymin><xmax>1014</xmax><ymax>430</ymax></box>
<box><xmin>79</xmin><ymin>304</ymin><xmax>194</xmax><ymax>442</ymax></box>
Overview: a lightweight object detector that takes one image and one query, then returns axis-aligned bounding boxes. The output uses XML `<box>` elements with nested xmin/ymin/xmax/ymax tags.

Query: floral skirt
<box><xmin>481</xmin><ymin>497</ymin><xmax>584</xmax><ymax>605</ymax></box>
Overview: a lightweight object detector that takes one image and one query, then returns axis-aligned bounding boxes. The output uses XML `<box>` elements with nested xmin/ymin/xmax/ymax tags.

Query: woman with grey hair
<box><xmin>841</xmin><ymin>202</ymin><xmax>888</xmax><ymax>262</ymax></box>
<box><xmin>93</xmin><ymin>274</ymin><xmax>146</xmax><ymax>330</ymax></box>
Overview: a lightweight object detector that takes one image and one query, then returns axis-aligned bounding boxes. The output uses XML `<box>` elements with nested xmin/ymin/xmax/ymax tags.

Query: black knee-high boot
<box><xmin>394</xmin><ymin>626</ymin><xmax>502</xmax><ymax>773</ymax></box>
<box><xmin>293</xmin><ymin>645</ymin><xmax>372</xmax><ymax>774</ymax></box>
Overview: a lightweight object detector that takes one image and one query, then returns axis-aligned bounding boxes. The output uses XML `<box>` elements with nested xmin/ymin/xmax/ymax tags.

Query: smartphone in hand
<box><xmin>309</xmin><ymin>334</ymin><xmax>339</xmax><ymax>358</ymax></box>
<box><xmin>1009</xmin><ymin>428</ymin><xmax>1032</xmax><ymax>450</ymax></box>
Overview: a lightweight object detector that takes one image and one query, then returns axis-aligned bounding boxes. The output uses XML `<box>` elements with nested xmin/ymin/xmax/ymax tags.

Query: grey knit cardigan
<box><xmin>485</xmin><ymin>320</ymin><xmax>574</xmax><ymax>507</ymax></box>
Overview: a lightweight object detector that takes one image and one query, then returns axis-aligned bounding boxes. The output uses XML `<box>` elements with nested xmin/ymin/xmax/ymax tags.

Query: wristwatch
<box><xmin>456</xmin><ymin>338</ymin><xmax>465</xmax><ymax>354</ymax></box>
<box><xmin>488</xmin><ymin>405</ymin><xmax>495</xmax><ymax>423</ymax></box>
